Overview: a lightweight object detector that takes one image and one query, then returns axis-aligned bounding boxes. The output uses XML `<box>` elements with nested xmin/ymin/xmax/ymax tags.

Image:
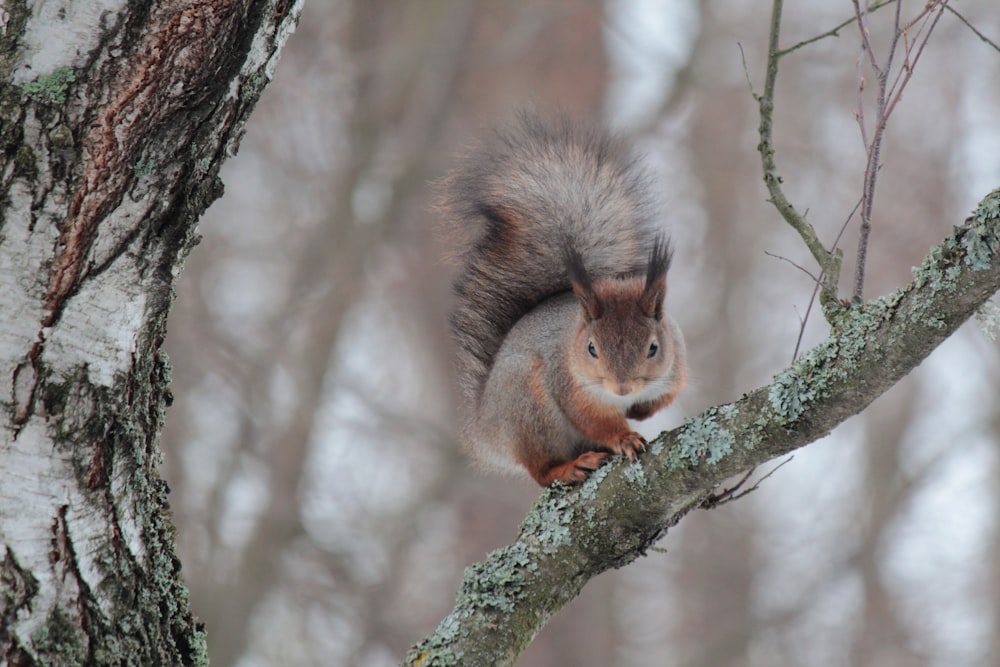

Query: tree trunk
<box><xmin>0</xmin><ymin>2</ymin><xmax>301</xmax><ymax>664</ymax></box>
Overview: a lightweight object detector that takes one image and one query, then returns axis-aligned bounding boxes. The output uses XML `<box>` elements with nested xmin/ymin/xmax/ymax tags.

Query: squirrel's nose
<box><xmin>614</xmin><ymin>382</ymin><xmax>635</xmax><ymax>396</ymax></box>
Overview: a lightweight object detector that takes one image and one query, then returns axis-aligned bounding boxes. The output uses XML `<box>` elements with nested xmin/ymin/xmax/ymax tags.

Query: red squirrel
<box><xmin>442</xmin><ymin>113</ymin><xmax>687</xmax><ymax>486</ymax></box>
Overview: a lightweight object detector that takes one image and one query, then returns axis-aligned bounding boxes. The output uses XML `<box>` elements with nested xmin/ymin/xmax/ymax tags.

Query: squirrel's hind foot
<box><xmin>533</xmin><ymin>436</ymin><xmax>647</xmax><ymax>485</ymax></box>
<box><xmin>535</xmin><ymin>451</ymin><xmax>611</xmax><ymax>486</ymax></box>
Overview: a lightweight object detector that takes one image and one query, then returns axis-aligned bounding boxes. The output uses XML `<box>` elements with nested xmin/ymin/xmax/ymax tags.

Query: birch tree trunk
<box><xmin>0</xmin><ymin>2</ymin><xmax>301</xmax><ymax>664</ymax></box>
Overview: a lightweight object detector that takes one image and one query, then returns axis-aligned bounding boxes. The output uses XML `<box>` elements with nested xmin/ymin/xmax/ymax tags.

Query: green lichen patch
<box><xmin>764</xmin><ymin>320</ymin><xmax>864</xmax><ymax>427</ymax></box>
<box><xmin>457</xmin><ymin>542</ymin><xmax>533</xmax><ymax>614</ymax></box>
<box><xmin>405</xmin><ymin>610</ymin><xmax>467</xmax><ymax>666</ymax></box>
<box><xmin>768</xmin><ymin>367</ymin><xmax>818</xmax><ymax>424</ymax></box>
<box><xmin>31</xmin><ymin>606</ymin><xmax>87</xmax><ymax>665</ymax></box>
<box><xmin>623</xmin><ymin>460</ymin><xmax>647</xmax><ymax>486</ymax></box>
<box><xmin>717</xmin><ymin>403</ymin><xmax>739</xmax><ymax>420</ymax></box>
<box><xmin>22</xmin><ymin>66</ymin><xmax>76</xmax><ymax>105</ymax></box>
<box><xmin>578</xmin><ymin>462</ymin><xmax>611</xmax><ymax>501</ymax></box>
<box><xmin>962</xmin><ymin>187</ymin><xmax>1000</xmax><ymax>270</ymax></box>
<box><xmin>671</xmin><ymin>411</ymin><xmax>736</xmax><ymax>468</ymax></box>
<box><xmin>521</xmin><ymin>493</ymin><xmax>573</xmax><ymax>554</ymax></box>
<box><xmin>912</xmin><ymin>234</ymin><xmax>962</xmax><ymax>292</ymax></box>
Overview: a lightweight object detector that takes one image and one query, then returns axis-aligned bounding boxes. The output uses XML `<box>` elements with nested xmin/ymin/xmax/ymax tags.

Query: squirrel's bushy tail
<box><xmin>442</xmin><ymin>113</ymin><xmax>663</xmax><ymax>405</ymax></box>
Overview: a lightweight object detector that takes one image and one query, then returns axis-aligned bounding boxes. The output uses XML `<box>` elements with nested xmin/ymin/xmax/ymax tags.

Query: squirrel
<box><xmin>442</xmin><ymin>113</ymin><xmax>687</xmax><ymax>486</ymax></box>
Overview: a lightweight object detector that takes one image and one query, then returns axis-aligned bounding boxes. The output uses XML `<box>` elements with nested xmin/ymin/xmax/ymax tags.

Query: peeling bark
<box><xmin>0</xmin><ymin>2</ymin><xmax>301</xmax><ymax>665</ymax></box>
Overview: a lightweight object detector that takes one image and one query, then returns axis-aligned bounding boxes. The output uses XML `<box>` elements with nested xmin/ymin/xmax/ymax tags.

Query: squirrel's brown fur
<box><xmin>442</xmin><ymin>113</ymin><xmax>687</xmax><ymax>485</ymax></box>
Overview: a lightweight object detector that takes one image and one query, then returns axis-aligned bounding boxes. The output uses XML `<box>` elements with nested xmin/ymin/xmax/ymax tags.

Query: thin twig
<box><xmin>788</xmin><ymin>197</ymin><xmax>862</xmax><ymax>362</ymax></box>
<box><xmin>793</xmin><ymin>198</ymin><xmax>862</xmax><ymax>362</ymax></box>
<box><xmin>764</xmin><ymin>251</ymin><xmax>821</xmax><ymax>284</ymax></box>
<box><xmin>777</xmin><ymin>0</ymin><xmax>897</xmax><ymax>58</ymax></box>
<box><xmin>851</xmin><ymin>0</ymin><xmax>950</xmax><ymax>301</ymax></box>
<box><xmin>883</xmin><ymin>5</ymin><xmax>946</xmax><ymax>122</ymax></box>
<box><xmin>834</xmin><ymin>196</ymin><xmax>864</xmax><ymax>253</ymax></box>
<box><xmin>946</xmin><ymin>5</ymin><xmax>1000</xmax><ymax>54</ymax></box>
<box><xmin>757</xmin><ymin>0</ymin><xmax>842</xmax><ymax>313</ymax></box>
<box><xmin>792</xmin><ymin>277</ymin><xmax>823</xmax><ymax>362</ymax></box>
<box><xmin>851</xmin><ymin>0</ymin><xmax>899</xmax><ymax>300</ymax></box>
<box><xmin>702</xmin><ymin>467</ymin><xmax>756</xmax><ymax>508</ymax></box>
<box><xmin>702</xmin><ymin>457</ymin><xmax>795</xmax><ymax>509</ymax></box>
<box><xmin>737</xmin><ymin>42</ymin><xmax>757</xmax><ymax>99</ymax></box>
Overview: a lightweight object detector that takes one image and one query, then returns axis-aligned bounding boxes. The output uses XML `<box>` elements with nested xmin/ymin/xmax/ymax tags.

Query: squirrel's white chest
<box><xmin>584</xmin><ymin>381</ymin><xmax>663</xmax><ymax>412</ymax></box>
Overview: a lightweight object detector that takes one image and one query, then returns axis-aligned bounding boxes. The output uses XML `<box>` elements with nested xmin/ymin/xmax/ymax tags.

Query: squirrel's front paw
<box><xmin>612</xmin><ymin>431</ymin><xmax>647</xmax><ymax>461</ymax></box>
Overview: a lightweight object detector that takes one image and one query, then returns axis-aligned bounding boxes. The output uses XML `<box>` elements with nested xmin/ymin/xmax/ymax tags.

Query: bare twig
<box><xmin>702</xmin><ymin>457</ymin><xmax>795</xmax><ymax>509</ymax></box>
<box><xmin>835</xmin><ymin>196</ymin><xmax>865</xmax><ymax>253</ymax></box>
<box><xmin>761</xmin><ymin>0</ymin><xmax>990</xmax><ymax>315</ymax></box>
<box><xmin>764</xmin><ymin>251</ymin><xmax>821</xmax><ymax>284</ymax></box>
<box><xmin>762</xmin><ymin>249</ymin><xmax>824</xmax><ymax>362</ymax></box>
<box><xmin>789</xmin><ymin>197</ymin><xmax>863</xmax><ymax>362</ymax></box>
<box><xmin>793</xmin><ymin>281</ymin><xmax>821</xmax><ymax>361</ymax></box>
<box><xmin>777</xmin><ymin>0</ymin><xmax>897</xmax><ymax>58</ymax></box>
<box><xmin>946</xmin><ymin>5</ymin><xmax>1000</xmax><ymax>54</ymax></box>
<box><xmin>882</xmin><ymin>7</ymin><xmax>946</xmax><ymax>122</ymax></box>
<box><xmin>757</xmin><ymin>0</ymin><xmax>843</xmax><ymax>314</ymax></box>
<box><xmin>851</xmin><ymin>1</ymin><xmax>950</xmax><ymax>301</ymax></box>
<box><xmin>702</xmin><ymin>467</ymin><xmax>756</xmax><ymax>508</ymax></box>
<box><xmin>738</xmin><ymin>42</ymin><xmax>755</xmax><ymax>97</ymax></box>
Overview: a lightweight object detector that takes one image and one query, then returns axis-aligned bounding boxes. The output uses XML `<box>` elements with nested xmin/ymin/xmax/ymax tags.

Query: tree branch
<box><xmin>946</xmin><ymin>5</ymin><xmax>1000</xmax><ymax>54</ymax></box>
<box><xmin>776</xmin><ymin>0</ymin><xmax>897</xmax><ymax>58</ymax></box>
<box><xmin>405</xmin><ymin>187</ymin><xmax>1000</xmax><ymax>666</ymax></box>
<box><xmin>756</xmin><ymin>0</ymin><xmax>843</xmax><ymax>313</ymax></box>
<box><xmin>851</xmin><ymin>1</ymin><xmax>950</xmax><ymax>301</ymax></box>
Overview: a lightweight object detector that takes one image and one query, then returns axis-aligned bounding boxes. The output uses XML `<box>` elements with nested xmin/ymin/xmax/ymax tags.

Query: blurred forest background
<box><xmin>160</xmin><ymin>1</ymin><xmax>1000</xmax><ymax>665</ymax></box>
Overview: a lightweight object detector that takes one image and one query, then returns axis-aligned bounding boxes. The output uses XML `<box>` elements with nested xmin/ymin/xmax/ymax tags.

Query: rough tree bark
<box><xmin>0</xmin><ymin>2</ymin><xmax>301</xmax><ymax>665</ymax></box>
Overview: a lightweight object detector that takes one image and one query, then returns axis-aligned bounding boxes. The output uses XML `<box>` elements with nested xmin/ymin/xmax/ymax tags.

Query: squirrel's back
<box><xmin>442</xmin><ymin>113</ymin><xmax>664</xmax><ymax>406</ymax></box>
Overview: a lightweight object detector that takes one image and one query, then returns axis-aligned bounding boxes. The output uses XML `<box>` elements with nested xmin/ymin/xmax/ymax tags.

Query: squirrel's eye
<box><xmin>588</xmin><ymin>341</ymin><xmax>598</xmax><ymax>358</ymax></box>
<box><xmin>648</xmin><ymin>340</ymin><xmax>659</xmax><ymax>358</ymax></box>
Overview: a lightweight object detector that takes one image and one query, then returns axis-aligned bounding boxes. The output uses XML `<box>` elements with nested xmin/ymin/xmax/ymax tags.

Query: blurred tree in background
<box><xmin>158</xmin><ymin>1</ymin><xmax>1000</xmax><ymax>665</ymax></box>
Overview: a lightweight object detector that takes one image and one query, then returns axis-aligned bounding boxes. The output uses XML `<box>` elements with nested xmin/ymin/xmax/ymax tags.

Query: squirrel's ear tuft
<box><xmin>641</xmin><ymin>237</ymin><xmax>671</xmax><ymax>319</ymax></box>
<box><xmin>565</xmin><ymin>244</ymin><xmax>602</xmax><ymax>321</ymax></box>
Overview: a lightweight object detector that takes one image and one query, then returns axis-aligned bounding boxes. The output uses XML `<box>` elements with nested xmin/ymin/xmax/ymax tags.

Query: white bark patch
<box><xmin>1</xmin><ymin>415</ymin><xmax>142</xmax><ymax>632</ymax></box>
<box><xmin>88</xmin><ymin>189</ymin><xmax>161</xmax><ymax>268</ymax></box>
<box><xmin>13</xmin><ymin>0</ymin><xmax>128</xmax><ymax>85</ymax></box>
<box><xmin>110</xmin><ymin>458</ymin><xmax>145</xmax><ymax>563</ymax></box>
<box><xmin>43</xmin><ymin>262</ymin><xmax>147</xmax><ymax>387</ymax></box>
<box><xmin>0</xmin><ymin>420</ymin><xmax>89</xmax><ymax>641</ymax></box>
<box><xmin>242</xmin><ymin>0</ymin><xmax>304</xmax><ymax>81</ymax></box>
<box><xmin>65</xmin><ymin>499</ymin><xmax>122</xmax><ymax>619</ymax></box>
<box><xmin>0</xmin><ymin>181</ymin><xmax>55</xmax><ymax>398</ymax></box>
